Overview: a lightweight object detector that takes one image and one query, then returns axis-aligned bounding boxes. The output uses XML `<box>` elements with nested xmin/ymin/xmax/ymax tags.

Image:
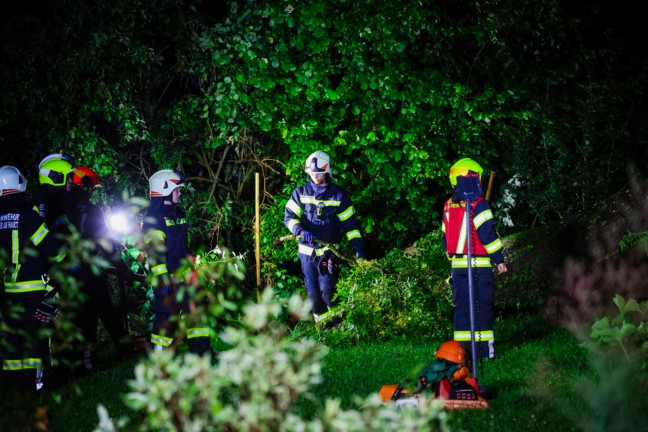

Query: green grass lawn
<box><xmin>2</xmin><ymin>313</ymin><xmax>645</xmax><ymax>432</ymax></box>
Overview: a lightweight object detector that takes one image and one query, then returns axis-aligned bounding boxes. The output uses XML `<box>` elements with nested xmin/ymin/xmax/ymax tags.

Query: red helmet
<box><xmin>72</xmin><ymin>166</ymin><xmax>101</xmax><ymax>190</ymax></box>
<box><xmin>435</xmin><ymin>340</ymin><xmax>466</xmax><ymax>364</ymax></box>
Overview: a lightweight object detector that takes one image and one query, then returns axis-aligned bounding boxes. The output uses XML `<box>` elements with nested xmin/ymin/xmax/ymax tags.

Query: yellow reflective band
<box><xmin>22</xmin><ymin>358</ymin><xmax>43</xmax><ymax>369</ymax></box>
<box><xmin>11</xmin><ymin>230</ymin><xmax>19</xmax><ymax>263</ymax></box>
<box><xmin>285</xmin><ymin>199</ymin><xmax>302</xmax><ymax>217</ymax></box>
<box><xmin>300</xmin><ymin>196</ymin><xmax>341</xmax><ymax>207</ymax></box>
<box><xmin>30</xmin><ymin>223</ymin><xmax>49</xmax><ymax>246</ymax></box>
<box><xmin>151</xmin><ymin>334</ymin><xmax>173</xmax><ymax>347</ymax></box>
<box><xmin>346</xmin><ymin>229</ymin><xmax>361</xmax><ymax>240</ymax></box>
<box><xmin>187</xmin><ymin>328</ymin><xmax>210</xmax><ymax>339</ymax></box>
<box><xmin>2</xmin><ymin>358</ymin><xmax>42</xmax><ymax>370</ymax></box>
<box><xmin>338</xmin><ymin>206</ymin><xmax>355</xmax><ymax>221</ymax></box>
<box><xmin>3</xmin><ymin>280</ymin><xmax>47</xmax><ymax>294</ymax></box>
<box><xmin>472</xmin><ymin>209</ymin><xmax>493</xmax><ymax>228</ymax></box>
<box><xmin>450</xmin><ymin>256</ymin><xmax>492</xmax><ymax>268</ymax></box>
<box><xmin>453</xmin><ymin>330</ymin><xmax>494</xmax><ymax>342</ymax></box>
<box><xmin>150</xmin><ymin>264</ymin><xmax>168</xmax><ymax>276</ymax></box>
<box><xmin>165</xmin><ymin>219</ymin><xmax>175</xmax><ymax>226</ymax></box>
<box><xmin>3</xmin><ymin>359</ymin><xmax>22</xmax><ymax>370</ymax></box>
<box><xmin>298</xmin><ymin>244</ymin><xmax>329</xmax><ymax>256</ymax></box>
<box><xmin>145</xmin><ymin>230</ymin><xmax>166</xmax><ymax>244</ymax></box>
<box><xmin>484</xmin><ymin>238</ymin><xmax>502</xmax><ymax>254</ymax></box>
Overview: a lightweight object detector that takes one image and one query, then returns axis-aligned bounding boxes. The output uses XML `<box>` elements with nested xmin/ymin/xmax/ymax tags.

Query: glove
<box><xmin>355</xmin><ymin>248</ymin><xmax>366</xmax><ymax>259</ymax></box>
<box><xmin>300</xmin><ymin>230</ymin><xmax>314</xmax><ymax>243</ymax></box>
<box><xmin>35</xmin><ymin>290</ymin><xmax>59</xmax><ymax>323</ymax></box>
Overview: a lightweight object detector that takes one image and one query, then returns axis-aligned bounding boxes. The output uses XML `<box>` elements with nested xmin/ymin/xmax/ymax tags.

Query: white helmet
<box><xmin>149</xmin><ymin>169</ymin><xmax>185</xmax><ymax>197</ymax></box>
<box><xmin>304</xmin><ymin>150</ymin><xmax>332</xmax><ymax>175</ymax></box>
<box><xmin>0</xmin><ymin>165</ymin><xmax>28</xmax><ymax>196</ymax></box>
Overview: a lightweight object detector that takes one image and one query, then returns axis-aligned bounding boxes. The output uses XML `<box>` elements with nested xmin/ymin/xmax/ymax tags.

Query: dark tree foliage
<box><xmin>1</xmin><ymin>0</ymin><xmax>647</xmax><ymax>296</ymax></box>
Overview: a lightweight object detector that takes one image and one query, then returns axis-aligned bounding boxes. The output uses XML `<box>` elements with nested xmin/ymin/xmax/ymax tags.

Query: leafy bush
<box><xmin>94</xmin><ymin>289</ymin><xmax>451</xmax><ymax>432</ymax></box>
<box><xmin>329</xmin><ymin>231</ymin><xmax>454</xmax><ymax>345</ymax></box>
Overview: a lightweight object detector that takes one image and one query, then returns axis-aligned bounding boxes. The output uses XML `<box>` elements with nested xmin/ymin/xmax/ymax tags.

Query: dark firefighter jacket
<box><xmin>284</xmin><ymin>181</ymin><xmax>363</xmax><ymax>257</ymax></box>
<box><xmin>0</xmin><ymin>194</ymin><xmax>65</xmax><ymax>295</ymax></box>
<box><xmin>141</xmin><ymin>199</ymin><xmax>189</xmax><ymax>285</ymax></box>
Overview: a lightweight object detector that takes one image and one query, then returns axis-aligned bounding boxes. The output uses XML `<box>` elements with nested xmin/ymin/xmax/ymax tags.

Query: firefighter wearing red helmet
<box><xmin>0</xmin><ymin>166</ymin><xmax>65</xmax><ymax>392</ymax></box>
<box><xmin>441</xmin><ymin>158</ymin><xmax>507</xmax><ymax>362</ymax></box>
<box><xmin>284</xmin><ymin>150</ymin><xmax>365</xmax><ymax>328</ymax></box>
<box><xmin>67</xmin><ymin>166</ymin><xmax>136</xmax><ymax>365</ymax></box>
<box><xmin>141</xmin><ymin>169</ymin><xmax>215</xmax><ymax>358</ymax></box>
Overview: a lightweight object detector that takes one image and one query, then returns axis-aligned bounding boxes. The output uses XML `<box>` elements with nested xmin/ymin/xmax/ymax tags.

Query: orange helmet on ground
<box><xmin>435</xmin><ymin>340</ymin><xmax>467</xmax><ymax>364</ymax></box>
<box><xmin>72</xmin><ymin>166</ymin><xmax>101</xmax><ymax>190</ymax></box>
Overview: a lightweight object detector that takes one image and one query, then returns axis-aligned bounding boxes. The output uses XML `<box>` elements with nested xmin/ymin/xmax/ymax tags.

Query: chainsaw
<box><xmin>378</xmin><ymin>340</ymin><xmax>489</xmax><ymax>410</ymax></box>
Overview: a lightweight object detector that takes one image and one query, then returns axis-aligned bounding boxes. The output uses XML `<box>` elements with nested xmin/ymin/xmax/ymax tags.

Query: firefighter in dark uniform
<box><xmin>284</xmin><ymin>150</ymin><xmax>365</xmax><ymax>327</ymax></box>
<box><xmin>0</xmin><ymin>165</ymin><xmax>65</xmax><ymax>392</ymax></box>
<box><xmin>32</xmin><ymin>153</ymin><xmax>84</xmax><ymax>375</ymax></box>
<box><xmin>441</xmin><ymin>158</ymin><xmax>507</xmax><ymax>361</ymax></box>
<box><xmin>67</xmin><ymin>166</ymin><xmax>134</xmax><ymax>367</ymax></box>
<box><xmin>142</xmin><ymin>169</ymin><xmax>214</xmax><ymax>356</ymax></box>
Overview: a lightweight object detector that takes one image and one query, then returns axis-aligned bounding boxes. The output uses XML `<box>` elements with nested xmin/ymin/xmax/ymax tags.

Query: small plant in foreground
<box><xmin>590</xmin><ymin>294</ymin><xmax>648</xmax><ymax>366</ymax></box>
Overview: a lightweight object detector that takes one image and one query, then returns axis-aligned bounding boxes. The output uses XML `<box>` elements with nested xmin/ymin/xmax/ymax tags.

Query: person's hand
<box><xmin>355</xmin><ymin>248</ymin><xmax>366</xmax><ymax>259</ymax></box>
<box><xmin>300</xmin><ymin>230</ymin><xmax>314</xmax><ymax>243</ymax></box>
<box><xmin>497</xmin><ymin>263</ymin><xmax>507</xmax><ymax>274</ymax></box>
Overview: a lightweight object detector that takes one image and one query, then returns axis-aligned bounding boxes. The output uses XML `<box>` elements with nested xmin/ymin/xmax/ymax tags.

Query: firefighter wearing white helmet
<box><xmin>284</xmin><ymin>150</ymin><xmax>365</xmax><ymax>328</ymax></box>
<box><xmin>142</xmin><ymin>169</ymin><xmax>215</xmax><ymax>358</ymax></box>
<box><xmin>304</xmin><ymin>150</ymin><xmax>332</xmax><ymax>175</ymax></box>
<box><xmin>0</xmin><ymin>165</ymin><xmax>65</xmax><ymax>391</ymax></box>
<box><xmin>441</xmin><ymin>158</ymin><xmax>507</xmax><ymax>362</ymax></box>
<box><xmin>149</xmin><ymin>169</ymin><xmax>185</xmax><ymax>198</ymax></box>
<box><xmin>0</xmin><ymin>165</ymin><xmax>28</xmax><ymax>195</ymax></box>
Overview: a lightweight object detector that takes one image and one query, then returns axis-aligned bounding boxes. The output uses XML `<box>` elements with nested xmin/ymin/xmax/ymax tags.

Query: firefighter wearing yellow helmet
<box><xmin>441</xmin><ymin>158</ymin><xmax>507</xmax><ymax>362</ymax></box>
<box><xmin>34</xmin><ymin>153</ymin><xmax>76</xmax><ymax>232</ymax></box>
<box><xmin>284</xmin><ymin>150</ymin><xmax>365</xmax><ymax>328</ymax></box>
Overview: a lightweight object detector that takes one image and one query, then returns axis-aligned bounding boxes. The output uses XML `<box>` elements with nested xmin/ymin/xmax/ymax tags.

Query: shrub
<box><xmin>94</xmin><ymin>289</ymin><xmax>451</xmax><ymax>432</ymax></box>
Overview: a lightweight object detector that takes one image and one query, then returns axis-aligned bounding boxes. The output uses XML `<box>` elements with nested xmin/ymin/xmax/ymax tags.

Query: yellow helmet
<box><xmin>38</xmin><ymin>153</ymin><xmax>75</xmax><ymax>187</ymax></box>
<box><xmin>448</xmin><ymin>158</ymin><xmax>483</xmax><ymax>186</ymax></box>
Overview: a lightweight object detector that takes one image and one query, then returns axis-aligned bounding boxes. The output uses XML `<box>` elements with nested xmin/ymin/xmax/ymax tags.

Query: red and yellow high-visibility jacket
<box><xmin>441</xmin><ymin>195</ymin><xmax>504</xmax><ymax>269</ymax></box>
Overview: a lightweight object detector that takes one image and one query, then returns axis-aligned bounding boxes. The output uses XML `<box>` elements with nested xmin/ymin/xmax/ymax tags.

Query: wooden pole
<box><xmin>255</xmin><ymin>172</ymin><xmax>261</xmax><ymax>303</ymax></box>
<box><xmin>485</xmin><ymin>171</ymin><xmax>495</xmax><ymax>201</ymax></box>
